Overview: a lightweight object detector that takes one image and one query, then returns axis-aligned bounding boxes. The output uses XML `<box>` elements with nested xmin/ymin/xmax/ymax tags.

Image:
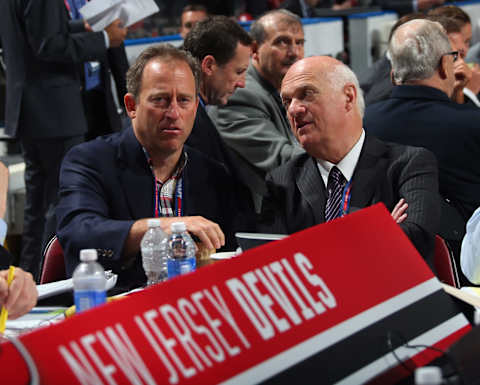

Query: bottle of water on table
<box><xmin>166</xmin><ymin>221</ymin><xmax>196</xmax><ymax>278</ymax></box>
<box><xmin>141</xmin><ymin>218</ymin><xmax>168</xmax><ymax>286</ymax></box>
<box><xmin>73</xmin><ymin>249</ymin><xmax>106</xmax><ymax>313</ymax></box>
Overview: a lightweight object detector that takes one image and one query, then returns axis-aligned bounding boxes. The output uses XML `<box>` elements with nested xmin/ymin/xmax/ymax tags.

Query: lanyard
<box><xmin>154</xmin><ymin>177</ymin><xmax>183</xmax><ymax>218</ymax></box>
<box><xmin>339</xmin><ymin>179</ymin><xmax>353</xmax><ymax>217</ymax></box>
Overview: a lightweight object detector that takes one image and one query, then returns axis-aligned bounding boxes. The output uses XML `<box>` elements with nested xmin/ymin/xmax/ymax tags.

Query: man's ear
<box><xmin>390</xmin><ymin>70</ymin><xmax>396</xmax><ymax>85</ymax></box>
<box><xmin>124</xmin><ymin>93</ymin><xmax>137</xmax><ymax>119</ymax></box>
<box><xmin>344</xmin><ymin>83</ymin><xmax>357</xmax><ymax>112</ymax></box>
<box><xmin>438</xmin><ymin>55</ymin><xmax>448</xmax><ymax>79</ymax></box>
<box><xmin>201</xmin><ymin>55</ymin><xmax>217</xmax><ymax>76</ymax></box>
<box><xmin>251</xmin><ymin>41</ymin><xmax>260</xmax><ymax>61</ymax></box>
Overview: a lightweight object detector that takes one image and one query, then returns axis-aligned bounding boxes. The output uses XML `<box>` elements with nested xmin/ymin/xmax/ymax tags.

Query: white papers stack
<box><xmin>37</xmin><ymin>274</ymin><xmax>118</xmax><ymax>300</ymax></box>
<box><xmin>79</xmin><ymin>0</ymin><xmax>159</xmax><ymax>32</ymax></box>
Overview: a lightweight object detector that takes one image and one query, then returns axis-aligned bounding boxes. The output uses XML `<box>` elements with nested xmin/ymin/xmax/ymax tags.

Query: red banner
<box><xmin>0</xmin><ymin>204</ymin><xmax>470</xmax><ymax>384</ymax></box>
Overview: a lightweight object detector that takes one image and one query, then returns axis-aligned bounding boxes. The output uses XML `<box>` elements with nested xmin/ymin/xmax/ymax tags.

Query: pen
<box><xmin>0</xmin><ymin>265</ymin><xmax>15</xmax><ymax>333</ymax></box>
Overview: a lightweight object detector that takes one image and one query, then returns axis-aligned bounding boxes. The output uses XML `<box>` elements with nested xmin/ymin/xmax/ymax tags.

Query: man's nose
<box><xmin>288</xmin><ymin>99</ymin><xmax>306</xmax><ymax>117</ymax></box>
<box><xmin>166</xmin><ymin>100</ymin><xmax>180</xmax><ymax>119</ymax></box>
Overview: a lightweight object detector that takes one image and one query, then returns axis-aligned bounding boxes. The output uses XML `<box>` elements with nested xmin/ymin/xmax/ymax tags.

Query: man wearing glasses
<box><xmin>364</xmin><ymin>19</ymin><xmax>480</xmax><ymax>283</ymax></box>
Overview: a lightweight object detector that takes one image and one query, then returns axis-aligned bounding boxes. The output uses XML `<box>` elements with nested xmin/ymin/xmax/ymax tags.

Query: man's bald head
<box><xmin>280</xmin><ymin>56</ymin><xmax>364</xmax><ymax>162</ymax></box>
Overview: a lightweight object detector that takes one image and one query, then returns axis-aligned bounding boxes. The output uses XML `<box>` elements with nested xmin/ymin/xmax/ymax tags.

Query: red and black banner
<box><xmin>0</xmin><ymin>204</ymin><xmax>470</xmax><ymax>384</ymax></box>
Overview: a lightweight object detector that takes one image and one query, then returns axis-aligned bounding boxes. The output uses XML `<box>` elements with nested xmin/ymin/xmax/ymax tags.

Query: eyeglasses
<box><xmin>443</xmin><ymin>51</ymin><xmax>459</xmax><ymax>62</ymax></box>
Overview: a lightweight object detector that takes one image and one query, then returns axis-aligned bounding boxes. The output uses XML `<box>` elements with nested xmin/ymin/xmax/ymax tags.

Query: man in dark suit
<box><xmin>364</xmin><ymin>19</ymin><xmax>480</xmax><ymax>224</ymax></box>
<box><xmin>0</xmin><ymin>0</ymin><xmax>127</xmax><ymax>280</ymax></box>
<box><xmin>56</xmin><ymin>45</ymin><xmax>253</xmax><ymax>290</ymax></box>
<box><xmin>183</xmin><ymin>16</ymin><xmax>252</xmax><ymax>171</ymax></box>
<box><xmin>261</xmin><ymin>56</ymin><xmax>440</xmax><ymax>265</ymax></box>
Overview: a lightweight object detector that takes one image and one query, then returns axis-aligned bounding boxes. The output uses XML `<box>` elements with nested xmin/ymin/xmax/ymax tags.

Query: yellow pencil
<box><xmin>0</xmin><ymin>266</ymin><xmax>15</xmax><ymax>333</ymax></box>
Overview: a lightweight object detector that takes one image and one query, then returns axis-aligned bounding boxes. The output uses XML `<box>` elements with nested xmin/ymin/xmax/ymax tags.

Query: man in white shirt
<box><xmin>460</xmin><ymin>207</ymin><xmax>480</xmax><ymax>284</ymax></box>
<box><xmin>260</xmin><ymin>56</ymin><xmax>441</xmax><ymax>265</ymax></box>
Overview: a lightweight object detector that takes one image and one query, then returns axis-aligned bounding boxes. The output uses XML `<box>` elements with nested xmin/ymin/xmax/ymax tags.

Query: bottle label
<box><xmin>74</xmin><ymin>290</ymin><xmax>107</xmax><ymax>313</ymax></box>
<box><xmin>167</xmin><ymin>257</ymin><xmax>196</xmax><ymax>279</ymax></box>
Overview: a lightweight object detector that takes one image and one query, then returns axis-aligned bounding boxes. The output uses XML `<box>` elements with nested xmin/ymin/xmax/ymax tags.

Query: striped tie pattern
<box><xmin>325</xmin><ymin>166</ymin><xmax>346</xmax><ymax>222</ymax></box>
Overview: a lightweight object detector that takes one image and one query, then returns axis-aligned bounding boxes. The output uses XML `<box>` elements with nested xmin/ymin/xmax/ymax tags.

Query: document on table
<box><xmin>37</xmin><ymin>274</ymin><xmax>118</xmax><ymax>300</ymax></box>
<box><xmin>4</xmin><ymin>307</ymin><xmax>66</xmax><ymax>336</ymax></box>
<box><xmin>79</xmin><ymin>0</ymin><xmax>159</xmax><ymax>31</ymax></box>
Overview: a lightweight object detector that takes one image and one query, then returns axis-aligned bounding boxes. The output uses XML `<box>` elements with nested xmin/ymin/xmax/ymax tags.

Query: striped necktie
<box><xmin>325</xmin><ymin>166</ymin><xmax>346</xmax><ymax>222</ymax></box>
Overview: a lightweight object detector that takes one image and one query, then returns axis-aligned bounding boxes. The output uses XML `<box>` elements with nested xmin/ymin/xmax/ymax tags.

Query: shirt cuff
<box><xmin>0</xmin><ymin>218</ymin><xmax>8</xmax><ymax>245</ymax></box>
<box><xmin>102</xmin><ymin>31</ymin><xmax>110</xmax><ymax>49</ymax></box>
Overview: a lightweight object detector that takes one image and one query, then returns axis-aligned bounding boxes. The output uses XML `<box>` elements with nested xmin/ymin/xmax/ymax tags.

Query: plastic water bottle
<box><xmin>141</xmin><ymin>218</ymin><xmax>168</xmax><ymax>286</ymax></box>
<box><xmin>73</xmin><ymin>249</ymin><xmax>107</xmax><ymax>313</ymax></box>
<box><xmin>166</xmin><ymin>222</ymin><xmax>196</xmax><ymax>278</ymax></box>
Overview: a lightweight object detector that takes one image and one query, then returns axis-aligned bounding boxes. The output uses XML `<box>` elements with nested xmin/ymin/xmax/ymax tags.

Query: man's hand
<box><xmin>0</xmin><ymin>268</ymin><xmax>37</xmax><ymax>319</ymax></box>
<box><xmin>160</xmin><ymin>216</ymin><xmax>225</xmax><ymax>251</ymax></box>
<box><xmin>391</xmin><ymin>198</ymin><xmax>408</xmax><ymax>224</ymax></box>
<box><xmin>83</xmin><ymin>19</ymin><xmax>93</xmax><ymax>32</ymax></box>
<box><xmin>104</xmin><ymin>19</ymin><xmax>127</xmax><ymax>48</ymax></box>
<box><xmin>466</xmin><ymin>63</ymin><xmax>480</xmax><ymax>95</ymax></box>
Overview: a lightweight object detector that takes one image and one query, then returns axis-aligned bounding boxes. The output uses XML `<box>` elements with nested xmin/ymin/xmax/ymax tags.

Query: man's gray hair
<box><xmin>250</xmin><ymin>9</ymin><xmax>302</xmax><ymax>45</ymax></box>
<box><xmin>389</xmin><ymin>19</ymin><xmax>451</xmax><ymax>84</ymax></box>
<box><xmin>326</xmin><ymin>64</ymin><xmax>365</xmax><ymax>118</ymax></box>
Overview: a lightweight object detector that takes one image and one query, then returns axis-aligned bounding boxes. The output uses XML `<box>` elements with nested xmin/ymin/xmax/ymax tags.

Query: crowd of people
<box><xmin>0</xmin><ymin>0</ymin><xmax>480</xmax><ymax>318</ymax></box>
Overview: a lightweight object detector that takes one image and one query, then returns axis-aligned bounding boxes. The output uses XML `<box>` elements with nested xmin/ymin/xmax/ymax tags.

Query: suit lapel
<box><xmin>296</xmin><ymin>156</ymin><xmax>326</xmax><ymax>223</ymax></box>
<box><xmin>117</xmin><ymin>128</ymin><xmax>154</xmax><ymax>219</ymax></box>
<box><xmin>349</xmin><ymin>135</ymin><xmax>387</xmax><ymax>211</ymax></box>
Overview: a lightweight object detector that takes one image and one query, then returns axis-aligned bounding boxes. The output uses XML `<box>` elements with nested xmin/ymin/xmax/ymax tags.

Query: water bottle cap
<box><xmin>147</xmin><ymin>219</ymin><xmax>162</xmax><ymax>228</ymax></box>
<box><xmin>414</xmin><ymin>367</ymin><xmax>442</xmax><ymax>384</ymax></box>
<box><xmin>79</xmin><ymin>249</ymin><xmax>98</xmax><ymax>262</ymax></box>
<box><xmin>171</xmin><ymin>221</ymin><xmax>186</xmax><ymax>232</ymax></box>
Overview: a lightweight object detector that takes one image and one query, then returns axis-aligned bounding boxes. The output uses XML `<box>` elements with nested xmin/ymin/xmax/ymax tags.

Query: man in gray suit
<box><xmin>261</xmin><ymin>56</ymin><xmax>440</xmax><ymax>265</ymax></box>
<box><xmin>209</xmin><ymin>10</ymin><xmax>305</xmax><ymax>210</ymax></box>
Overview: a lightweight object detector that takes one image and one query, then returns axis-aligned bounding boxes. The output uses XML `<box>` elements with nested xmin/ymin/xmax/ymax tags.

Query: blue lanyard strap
<box><xmin>339</xmin><ymin>179</ymin><xmax>353</xmax><ymax>217</ymax></box>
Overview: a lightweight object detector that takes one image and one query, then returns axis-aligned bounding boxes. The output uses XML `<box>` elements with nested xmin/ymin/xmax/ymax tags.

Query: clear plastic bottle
<box><xmin>141</xmin><ymin>218</ymin><xmax>168</xmax><ymax>286</ymax></box>
<box><xmin>73</xmin><ymin>249</ymin><xmax>107</xmax><ymax>313</ymax></box>
<box><xmin>166</xmin><ymin>222</ymin><xmax>196</xmax><ymax>278</ymax></box>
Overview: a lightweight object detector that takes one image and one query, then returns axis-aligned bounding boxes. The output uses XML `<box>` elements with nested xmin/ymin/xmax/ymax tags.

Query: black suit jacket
<box><xmin>56</xmin><ymin>127</ymin><xmax>252</xmax><ymax>289</ymax></box>
<box><xmin>365</xmin><ymin>85</ymin><xmax>480</xmax><ymax>222</ymax></box>
<box><xmin>0</xmin><ymin>0</ymin><xmax>107</xmax><ymax>139</ymax></box>
<box><xmin>260</xmin><ymin>135</ymin><xmax>440</xmax><ymax>264</ymax></box>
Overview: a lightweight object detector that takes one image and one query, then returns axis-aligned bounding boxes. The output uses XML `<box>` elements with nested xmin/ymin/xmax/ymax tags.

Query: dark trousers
<box><xmin>19</xmin><ymin>135</ymin><xmax>83</xmax><ymax>281</ymax></box>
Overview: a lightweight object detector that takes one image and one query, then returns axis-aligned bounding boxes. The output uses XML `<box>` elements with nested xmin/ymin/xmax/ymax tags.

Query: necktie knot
<box><xmin>328</xmin><ymin>166</ymin><xmax>345</xmax><ymax>187</ymax></box>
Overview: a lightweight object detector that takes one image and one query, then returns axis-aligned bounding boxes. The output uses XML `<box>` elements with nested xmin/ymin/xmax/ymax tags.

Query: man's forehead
<box><xmin>281</xmin><ymin>70</ymin><xmax>318</xmax><ymax>95</ymax></box>
<box><xmin>264</xmin><ymin>19</ymin><xmax>303</xmax><ymax>39</ymax></box>
<box><xmin>142</xmin><ymin>59</ymin><xmax>195</xmax><ymax>90</ymax></box>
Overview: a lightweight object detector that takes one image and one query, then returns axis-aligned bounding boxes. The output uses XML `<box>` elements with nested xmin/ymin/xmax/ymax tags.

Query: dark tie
<box><xmin>325</xmin><ymin>166</ymin><xmax>346</xmax><ymax>222</ymax></box>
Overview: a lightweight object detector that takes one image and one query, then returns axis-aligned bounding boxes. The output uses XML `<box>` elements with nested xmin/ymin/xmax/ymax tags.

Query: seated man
<box><xmin>460</xmin><ymin>207</ymin><xmax>480</xmax><ymax>284</ymax></box>
<box><xmin>56</xmin><ymin>45</ymin><xmax>252</xmax><ymax>290</ymax></box>
<box><xmin>364</xmin><ymin>19</ymin><xmax>480</xmax><ymax>223</ymax></box>
<box><xmin>0</xmin><ymin>163</ymin><xmax>37</xmax><ymax>319</ymax></box>
<box><xmin>261</xmin><ymin>56</ymin><xmax>440</xmax><ymax>266</ymax></box>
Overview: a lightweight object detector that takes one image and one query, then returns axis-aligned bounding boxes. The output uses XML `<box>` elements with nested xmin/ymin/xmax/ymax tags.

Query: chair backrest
<box><xmin>434</xmin><ymin>235</ymin><xmax>460</xmax><ymax>288</ymax></box>
<box><xmin>39</xmin><ymin>236</ymin><xmax>66</xmax><ymax>284</ymax></box>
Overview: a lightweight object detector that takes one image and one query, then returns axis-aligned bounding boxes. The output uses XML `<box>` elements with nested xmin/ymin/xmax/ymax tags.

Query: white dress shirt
<box><xmin>316</xmin><ymin>129</ymin><xmax>365</xmax><ymax>188</ymax></box>
<box><xmin>461</xmin><ymin>206</ymin><xmax>480</xmax><ymax>284</ymax></box>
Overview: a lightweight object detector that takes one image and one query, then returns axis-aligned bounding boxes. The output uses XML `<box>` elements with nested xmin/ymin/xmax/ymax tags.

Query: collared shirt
<box><xmin>316</xmin><ymin>129</ymin><xmax>365</xmax><ymax>188</ymax></box>
<box><xmin>143</xmin><ymin>149</ymin><xmax>188</xmax><ymax>217</ymax></box>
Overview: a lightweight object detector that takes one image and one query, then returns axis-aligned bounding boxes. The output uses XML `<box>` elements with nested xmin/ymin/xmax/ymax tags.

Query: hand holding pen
<box><xmin>0</xmin><ymin>267</ymin><xmax>37</xmax><ymax>323</ymax></box>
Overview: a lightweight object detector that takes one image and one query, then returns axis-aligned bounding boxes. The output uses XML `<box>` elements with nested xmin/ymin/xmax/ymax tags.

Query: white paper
<box><xmin>79</xmin><ymin>0</ymin><xmax>159</xmax><ymax>32</ymax></box>
<box><xmin>37</xmin><ymin>275</ymin><xmax>117</xmax><ymax>299</ymax></box>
